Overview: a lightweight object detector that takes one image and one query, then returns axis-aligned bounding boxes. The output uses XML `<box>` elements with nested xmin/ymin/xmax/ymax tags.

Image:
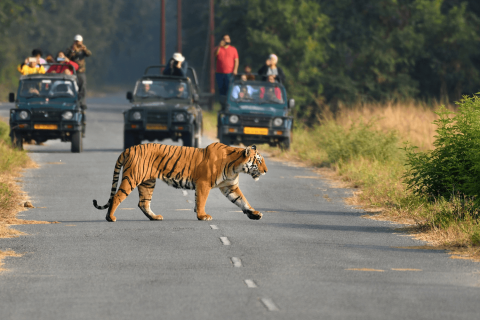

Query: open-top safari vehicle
<box><xmin>9</xmin><ymin>65</ymin><xmax>85</xmax><ymax>152</ymax></box>
<box><xmin>123</xmin><ymin>65</ymin><xmax>203</xmax><ymax>149</ymax></box>
<box><xmin>217</xmin><ymin>74</ymin><xmax>294</xmax><ymax>149</ymax></box>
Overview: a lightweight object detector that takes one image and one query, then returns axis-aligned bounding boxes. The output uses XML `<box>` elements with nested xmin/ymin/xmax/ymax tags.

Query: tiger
<box><xmin>93</xmin><ymin>142</ymin><xmax>268</xmax><ymax>222</ymax></box>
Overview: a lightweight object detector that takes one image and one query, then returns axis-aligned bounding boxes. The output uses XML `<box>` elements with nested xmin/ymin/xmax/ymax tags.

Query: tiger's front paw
<box><xmin>106</xmin><ymin>214</ymin><xmax>117</xmax><ymax>222</ymax></box>
<box><xmin>246</xmin><ymin>211</ymin><xmax>262</xmax><ymax>220</ymax></box>
<box><xmin>197</xmin><ymin>214</ymin><xmax>212</xmax><ymax>221</ymax></box>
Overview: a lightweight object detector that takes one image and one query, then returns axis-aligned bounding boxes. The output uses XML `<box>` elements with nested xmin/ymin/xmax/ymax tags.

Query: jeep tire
<box><xmin>71</xmin><ymin>131</ymin><xmax>83</xmax><ymax>153</ymax></box>
<box><xmin>124</xmin><ymin>131</ymin><xmax>140</xmax><ymax>150</ymax></box>
<box><xmin>182</xmin><ymin>131</ymin><xmax>195</xmax><ymax>147</ymax></box>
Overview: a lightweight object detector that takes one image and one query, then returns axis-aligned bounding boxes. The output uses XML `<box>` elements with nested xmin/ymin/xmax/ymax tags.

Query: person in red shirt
<box><xmin>47</xmin><ymin>51</ymin><xmax>79</xmax><ymax>75</ymax></box>
<box><xmin>215</xmin><ymin>34</ymin><xmax>239</xmax><ymax>96</ymax></box>
<box><xmin>260</xmin><ymin>75</ymin><xmax>283</xmax><ymax>102</ymax></box>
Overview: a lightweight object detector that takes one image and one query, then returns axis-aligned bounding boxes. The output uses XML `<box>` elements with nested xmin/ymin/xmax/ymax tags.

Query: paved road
<box><xmin>0</xmin><ymin>95</ymin><xmax>479</xmax><ymax>320</ymax></box>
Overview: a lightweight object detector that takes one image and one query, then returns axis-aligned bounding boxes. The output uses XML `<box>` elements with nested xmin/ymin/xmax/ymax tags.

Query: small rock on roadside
<box><xmin>23</xmin><ymin>201</ymin><xmax>34</xmax><ymax>208</ymax></box>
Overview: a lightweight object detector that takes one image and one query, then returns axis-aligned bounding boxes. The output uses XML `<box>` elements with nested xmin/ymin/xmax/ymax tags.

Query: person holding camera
<box><xmin>47</xmin><ymin>51</ymin><xmax>78</xmax><ymax>75</ymax></box>
<box><xmin>258</xmin><ymin>54</ymin><xmax>285</xmax><ymax>84</ymax></box>
<box><xmin>66</xmin><ymin>34</ymin><xmax>91</xmax><ymax>109</ymax></box>
<box><xmin>215</xmin><ymin>34</ymin><xmax>239</xmax><ymax>96</ymax></box>
<box><xmin>18</xmin><ymin>57</ymin><xmax>46</xmax><ymax>75</ymax></box>
<box><xmin>163</xmin><ymin>53</ymin><xmax>187</xmax><ymax>77</ymax></box>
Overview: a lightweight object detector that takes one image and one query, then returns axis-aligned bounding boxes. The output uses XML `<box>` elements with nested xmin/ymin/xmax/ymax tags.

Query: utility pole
<box><xmin>177</xmin><ymin>0</ymin><xmax>182</xmax><ymax>53</ymax></box>
<box><xmin>160</xmin><ymin>0</ymin><xmax>166</xmax><ymax>65</ymax></box>
<box><xmin>209</xmin><ymin>0</ymin><xmax>215</xmax><ymax>94</ymax></box>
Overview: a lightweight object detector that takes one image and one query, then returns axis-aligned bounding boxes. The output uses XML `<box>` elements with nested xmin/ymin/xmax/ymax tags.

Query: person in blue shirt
<box><xmin>231</xmin><ymin>74</ymin><xmax>257</xmax><ymax>99</ymax></box>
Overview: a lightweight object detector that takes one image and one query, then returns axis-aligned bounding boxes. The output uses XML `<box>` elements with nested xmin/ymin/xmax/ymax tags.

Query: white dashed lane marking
<box><xmin>220</xmin><ymin>237</ymin><xmax>231</xmax><ymax>245</ymax></box>
<box><xmin>231</xmin><ymin>257</ymin><xmax>242</xmax><ymax>267</ymax></box>
<box><xmin>261</xmin><ymin>298</ymin><xmax>279</xmax><ymax>311</ymax></box>
<box><xmin>210</xmin><ymin>225</ymin><xmax>219</xmax><ymax>230</ymax></box>
<box><xmin>244</xmin><ymin>279</ymin><xmax>257</xmax><ymax>288</ymax></box>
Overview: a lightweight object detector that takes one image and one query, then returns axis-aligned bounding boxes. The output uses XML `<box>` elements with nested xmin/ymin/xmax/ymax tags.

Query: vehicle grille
<box><xmin>146</xmin><ymin>111</ymin><xmax>169</xmax><ymax>124</ymax></box>
<box><xmin>241</xmin><ymin>115</ymin><xmax>271</xmax><ymax>127</ymax></box>
<box><xmin>31</xmin><ymin>109</ymin><xmax>63</xmax><ymax>122</ymax></box>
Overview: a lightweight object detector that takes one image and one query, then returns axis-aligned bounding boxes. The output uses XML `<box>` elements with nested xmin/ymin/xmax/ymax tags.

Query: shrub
<box><xmin>404</xmin><ymin>95</ymin><xmax>480</xmax><ymax>203</ymax></box>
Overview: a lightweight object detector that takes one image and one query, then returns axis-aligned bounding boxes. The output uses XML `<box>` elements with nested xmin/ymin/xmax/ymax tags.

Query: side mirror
<box><xmin>126</xmin><ymin>91</ymin><xmax>133</xmax><ymax>101</ymax></box>
<box><xmin>193</xmin><ymin>93</ymin><xmax>199</xmax><ymax>103</ymax></box>
<box><xmin>288</xmin><ymin>98</ymin><xmax>295</xmax><ymax>109</ymax></box>
<box><xmin>9</xmin><ymin>93</ymin><xmax>15</xmax><ymax>103</ymax></box>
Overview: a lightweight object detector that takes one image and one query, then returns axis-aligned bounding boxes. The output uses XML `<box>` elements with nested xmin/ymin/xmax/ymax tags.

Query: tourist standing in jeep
<box><xmin>66</xmin><ymin>34</ymin><xmax>91</xmax><ymax>110</ymax></box>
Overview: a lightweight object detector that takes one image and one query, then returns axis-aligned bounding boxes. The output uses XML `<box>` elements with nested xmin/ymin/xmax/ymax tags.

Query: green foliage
<box><xmin>404</xmin><ymin>95</ymin><xmax>480</xmax><ymax>202</ymax></box>
<box><xmin>217</xmin><ymin>0</ymin><xmax>480</xmax><ymax>121</ymax></box>
<box><xmin>0</xmin><ymin>120</ymin><xmax>11</xmax><ymax>145</ymax></box>
<box><xmin>312</xmin><ymin>120</ymin><xmax>401</xmax><ymax>164</ymax></box>
<box><xmin>0</xmin><ymin>0</ymin><xmax>158</xmax><ymax>95</ymax></box>
<box><xmin>218</xmin><ymin>0</ymin><xmax>332</xmax><ymax>120</ymax></box>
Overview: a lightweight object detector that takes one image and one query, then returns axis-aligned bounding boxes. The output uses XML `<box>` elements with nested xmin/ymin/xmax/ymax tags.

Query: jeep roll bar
<box><xmin>41</xmin><ymin>63</ymin><xmax>77</xmax><ymax>76</ymax></box>
<box><xmin>143</xmin><ymin>65</ymin><xmax>199</xmax><ymax>87</ymax></box>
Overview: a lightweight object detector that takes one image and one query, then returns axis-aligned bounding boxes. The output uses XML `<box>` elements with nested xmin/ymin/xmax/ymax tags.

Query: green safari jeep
<box><xmin>123</xmin><ymin>66</ymin><xmax>203</xmax><ymax>149</ymax></box>
<box><xmin>217</xmin><ymin>75</ymin><xmax>294</xmax><ymax>149</ymax></box>
<box><xmin>9</xmin><ymin>71</ymin><xmax>85</xmax><ymax>152</ymax></box>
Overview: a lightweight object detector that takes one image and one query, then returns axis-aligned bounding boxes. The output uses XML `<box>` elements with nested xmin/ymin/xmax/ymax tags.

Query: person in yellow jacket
<box><xmin>18</xmin><ymin>57</ymin><xmax>46</xmax><ymax>75</ymax></box>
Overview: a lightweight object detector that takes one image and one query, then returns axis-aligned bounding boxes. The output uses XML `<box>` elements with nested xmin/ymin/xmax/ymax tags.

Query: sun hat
<box><xmin>172</xmin><ymin>52</ymin><xmax>185</xmax><ymax>62</ymax></box>
<box><xmin>269</xmin><ymin>54</ymin><xmax>278</xmax><ymax>62</ymax></box>
<box><xmin>74</xmin><ymin>35</ymin><xmax>83</xmax><ymax>42</ymax></box>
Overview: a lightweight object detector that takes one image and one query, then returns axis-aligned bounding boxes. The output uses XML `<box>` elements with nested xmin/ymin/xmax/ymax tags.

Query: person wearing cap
<box><xmin>66</xmin><ymin>34</ymin><xmax>92</xmax><ymax>109</ymax></box>
<box><xmin>258</xmin><ymin>54</ymin><xmax>285</xmax><ymax>84</ymax></box>
<box><xmin>18</xmin><ymin>57</ymin><xmax>46</xmax><ymax>75</ymax></box>
<box><xmin>163</xmin><ymin>52</ymin><xmax>188</xmax><ymax>77</ymax></box>
<box><xmin>215</xmin><ymin>34</ymin><xmax>239</xmax><ymax>96</ymax></box>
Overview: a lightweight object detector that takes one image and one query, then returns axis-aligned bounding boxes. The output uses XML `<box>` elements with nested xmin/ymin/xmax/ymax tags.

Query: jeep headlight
<box><xmin>273</xmin><ymin>118</ymin><xmax>283</xmax><ymax>127</ymax></box>
<box><xmin>62</xmin><ymin>111</ymin><xmax>73</xmax><ymax>120</ymax></box>
<box><xmin>19</xmin><ymin>110</ymin><xmax>29</xmax><ymax>120</ymax></box>
<box><xmin>132</xmin><ymin>111</ymin><xmax>142</xmax><ymax>121</ymax></box>
<box><xmin>175</xmin><ymin>113</ymin><xmax>186</xmax><ymax>122</ymax></box>
<box><xmin>229</xmin><ymin>115</ymin><xmax>239</xmax><ymax>124</ymax></box>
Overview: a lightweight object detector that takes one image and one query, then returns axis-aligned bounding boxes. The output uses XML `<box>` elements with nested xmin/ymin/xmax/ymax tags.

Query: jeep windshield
<box><xmin>229</xmin><ymin>82</ymin><xmax>285</xmax><ymax>104</ymax></box>
<box><xmin>134</xmin><ymin>79</ymin><xmax>190</xmax><ymax>100</ymax></box>
<box><xmin>19</xmin><ymin>79</ymin><xmax>77</xmax><ymax>99</ymax></box>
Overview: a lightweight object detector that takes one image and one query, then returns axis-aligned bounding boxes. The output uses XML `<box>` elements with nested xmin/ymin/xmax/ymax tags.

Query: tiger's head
<box><xmin>241</xmin><ymin>145</ymin><xmax>268</xmax><ymax>181</ymax></box>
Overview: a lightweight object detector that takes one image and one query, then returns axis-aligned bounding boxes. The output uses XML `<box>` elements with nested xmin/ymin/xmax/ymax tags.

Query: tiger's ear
<box><xmin>245</xmin><ymin>145</ymin><xmax>257</xmax><ymax>157</ymax></box>
<box><xmin>245</xmin><ymin>146</ymin><xmax>252</xmax><ymax>157</ymax></box>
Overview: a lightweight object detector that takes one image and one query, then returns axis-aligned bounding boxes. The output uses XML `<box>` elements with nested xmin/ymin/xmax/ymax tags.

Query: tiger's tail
<box><xmin>92</xmin><ymin>149</ymin><xmax>127</xmax><ymax>210</ymax></box>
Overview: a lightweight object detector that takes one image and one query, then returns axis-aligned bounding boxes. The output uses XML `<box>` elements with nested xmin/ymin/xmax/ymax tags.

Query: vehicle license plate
<box><xmin>244</xmin><ymin>127</ymin><xmax>268</xmax><ymax>135</ymax></box>
<box><xmin>146</xmin><ymin>124</ymin><xmax>168</xmax><ymax>131</ymax></box>
<box><xmin>34</xmin><ymin>124</ymin><xmax>58</xmax><ymax>130</ymax></box>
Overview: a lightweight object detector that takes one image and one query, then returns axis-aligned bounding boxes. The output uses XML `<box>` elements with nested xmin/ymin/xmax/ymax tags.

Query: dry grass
<box><xmin>331</xmin><ymin>100</ymin><xmax>448</xmax><ymax>151</ymax></box>
<box><xmin>0</xmin><ymin>118</ymin><xmax>53</xmax><ymax>272</ymax></box>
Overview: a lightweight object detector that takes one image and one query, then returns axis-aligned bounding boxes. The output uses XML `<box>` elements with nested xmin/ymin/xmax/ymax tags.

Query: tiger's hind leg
<box><xmin>137</xmin><ymin>179</ymin><xmax>163</xmax><ymax>221</ymax></box>
<box><xmin>219</xmin><ymin>185</ymin><xmax>262</xmax><ymax>220</ymax></box>
<box><xmin>107</xmin><ymin>178</ymin><xmax>137</xmax><ymax>222</ymax></box>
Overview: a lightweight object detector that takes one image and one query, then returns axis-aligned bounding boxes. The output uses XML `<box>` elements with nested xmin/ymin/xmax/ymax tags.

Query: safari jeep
<box><xmin>124</xmin><ymin>65</ymin><xmax>203</xmax><ymax>149</ymax></box>
<box><xmin>9</xmin><ymin>70</ymin><xmax>85</xmax><ymax>152</ymax></box>
<box><xmin>217</xmin><ymin>75</ymin><xmax>294</xmax><ymax>149</ymax></box>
